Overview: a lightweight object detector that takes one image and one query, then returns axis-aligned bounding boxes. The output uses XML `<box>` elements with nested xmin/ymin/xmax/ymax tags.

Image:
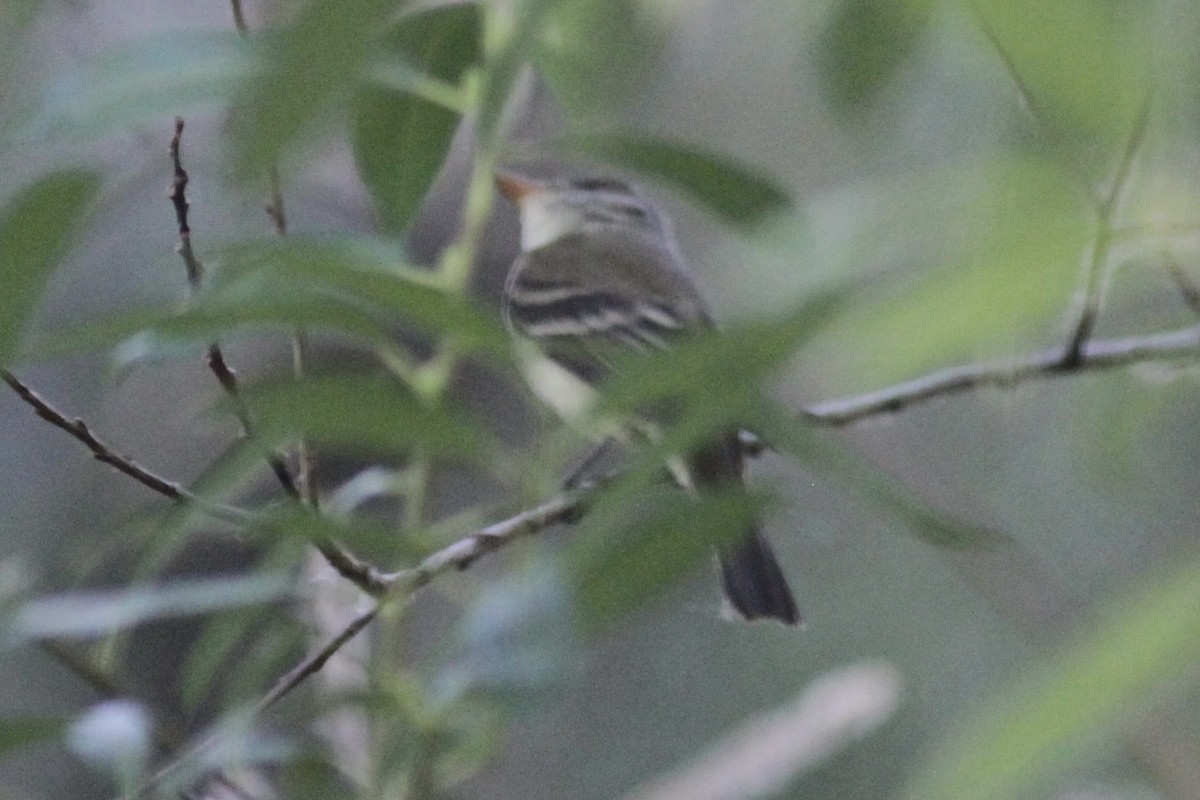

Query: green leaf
<box><xmin>597</xmin><ymin>289</ymin><xmax>845</xmax><ymax>422</ymax></box>
<box><xmin>5</xmin><ymin>573</ymin><xmax>293</xmax><ymax>643</ymax></box>
<box><xmin>532</xmin><ymin>0</ymin><xmax>664</xmax><ymax>120</ymax></box>
<box><xmin>232</xmin><ymin>0</ymin><xmax>402</xmax><ymax>174</ymax></box>
<box><xmin>970</xmin><ymin>0</ymin><xmax>1150</xmax><ymax>141</ymax></box>
<box><xmin>0</xmin><ymin>171</ymin><xmax>100</xmax><ymax>363</ymax></box>
<box><xmin>353</xmin><ymin>3</ymin><xmax>482</xmax><ymax>233</ymax></box>
<box><xmin>753</xmin><ymin>403</ymin><xmax>1007</xmax><ymax>550</ymax></box>
<box><xmin>905</xmin><ymin>553</ymin><xmax>1200</xmax><ymax>800</ymax></box>
<box><xmin>28</xmin><ymin>235</ymin><xmax>509</xmax><ymax>363</ymax></box>
<box><xmin>568</xmin><ymin>486</ymin><xmax>765</xmax><ymax>631</ymax></box>
<box><xmin>438</xmin><ymin>566</ymin><xmax>576</xmax><ymax>706</ymax></box>
<box><xmin>210</xmin><ymin>236</ymin><xmax>508</xmax><ymax>354</ymax></box>
<box><xmin>476</xmin><ymin>0</ymin><xmax>564</xmax><ymax>137</ymax></box>
<box><xmin>819</xmin><ymin>0</ymin><xmax>931</xmax><ymax>115</ymax></box>
<box><xmin>238</xmin><ymin>373</ymin><xmax>491</xmax><ymax>461</ymax></box>
<box><xmin>0</xmin><ymin>716</ymin><xmax>66</xmax><ymax>756</ymax></box>
<box><xmin>811</xmin><ymin>156</ymin><xmax>1089</xmax><ymax>387</ymax></box>
<box><xmin>562</xmin><ymin>133</ymin><xmax>791</xmax><ymax>229</ymax></box>
<box><xmin>21</xmin><ymin>31</ymin><xmax>254</xmax><ymax>140</ymax></box>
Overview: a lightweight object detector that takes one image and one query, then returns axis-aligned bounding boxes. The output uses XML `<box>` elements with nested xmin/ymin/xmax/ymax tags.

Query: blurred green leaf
<box><xmin>5</xmin><ymin>573</ymin><xmax>292</xmax><ymax>643</ymax></box>
<box><xmin>438</xmin><ymin>567</ymin><xmax>576</xmax><ymax>705</ymax></box>
<box><xmin>905</xmin><ymin>552</ymin><xmax>1200</xmax><ymax>800</ymax></box>
<box><xmin>0</xmin><ymin>716</ymin><xmax>65</xmax><ymax>756</ymax></box>
<box><xmin>353</xmin><ymin>3</ymin><xmax>482</xmax><ymax>233</ymax></box>
<box><xmin>569</xmin><ymin>486</ymin><xmax>765</xmax><ymax>631</ymax></box>
<box><xmin>970</xmin><ymin>0</ymin><xmax>1150</xmax><ymax>141</ymax></box>
<box><xmin>753</xmin><ymin>403</ymin><xmax>1008</xmax><ymax>550</ymax></box>
<box><xmin>563</xmin><ymin>133</ymin><xmax>791</xmax><ymax>229</ymax></box>
<box><xmin>239</xmin><ymin>373</ymin><xmax>491</xmax><ymax>460</ymax></box>
<box><xmin>182</xmin><ymin>609</ymin><xmax>268</xmax><ymax>711</ymax></box>
<box><xmin>478</xmin><ymin>0</ymin><xmax>562</xmax><ymax>137</ymax></box>
<box><xmin>812</xmin><ymin>156</ymin><xmax>1088</xmax><ymax>387</ymax></box>
<box><xmin>20</xmin><ymin>32</ymin><xmax>253</xmax><ymax>140</ymax></box>
<box><xmin>598</xmin><ymin>289</ymin><xmax>845</xmax><ymax>422</ymax></box>
<box><xmin>232</xmin><ymin>0</ymin><xmax>401</xmax><ymax>174</ymax></box>
<box><xmin>819</xmin><ymin>0</ymin><xmax>931</xmax><ymax>115</ymax></box>
<box><xmin>533</xmin><ymin>0</ymin><xmax>663</xmax><ymax>120</ymax></box>
<box><xmin>0</xmin><ymin>170</ymin><xmax>99</xmax><ymax>363</ymax></box>
<box><xmin>210</xmin><ymin>236</ymin><xmax>508</xmax><ymax>353</ymax></box>
<box><xmin>28</xmin><ymin>235</ymin><xmax>509</xmax><ymax>363</ymax></box>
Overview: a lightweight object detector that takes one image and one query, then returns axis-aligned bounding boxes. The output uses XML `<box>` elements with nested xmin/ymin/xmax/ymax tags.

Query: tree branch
<box><xmin>169</xmin><ymin>117</ymin><xmax>300</xmax><ymax>501</ymax></box>
<box><xmin>1</xmin><ymin>369</ymin><xmax>250</xmax><ymax>524</ymax></box>
<box><xmin>1062</xmin><ymin>98</ymin><xmax>1151</xmax><ymax>365</ymax></box>
<box><xmin>803</xmin><ymin>326</ymin><xmax>1200</xmax><ymax>426</ymax></box>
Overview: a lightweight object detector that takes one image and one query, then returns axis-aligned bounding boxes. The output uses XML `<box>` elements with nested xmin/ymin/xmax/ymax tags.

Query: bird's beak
<box><xmin>495</xmin><ymin>170</ymin><xmax>543</xmax><ymax>206</ymax></box>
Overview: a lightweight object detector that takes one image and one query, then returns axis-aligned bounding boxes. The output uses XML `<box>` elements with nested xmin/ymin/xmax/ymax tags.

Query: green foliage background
<box><xmin>2</xmin><ymin>1</ymin><xmax>1200</xmax><ymax>799</ymax></box>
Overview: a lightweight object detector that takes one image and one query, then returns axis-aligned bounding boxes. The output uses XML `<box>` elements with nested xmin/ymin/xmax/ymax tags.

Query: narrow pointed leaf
<box><xmin>0</xmin><ymin>171</ymin><xmax>100</xmax><ymax>362</ymax></box>
<box><xmin>563</xmin><ymin>133</ymin><xmax>791</xmax><ymax>229</ymax></box>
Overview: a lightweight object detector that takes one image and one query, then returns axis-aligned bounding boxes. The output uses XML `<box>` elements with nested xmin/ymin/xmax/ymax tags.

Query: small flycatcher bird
<box><xmin>497</xmin><ymin>170</ymin><xmax>799</xmax><ymax>625</ymax></box>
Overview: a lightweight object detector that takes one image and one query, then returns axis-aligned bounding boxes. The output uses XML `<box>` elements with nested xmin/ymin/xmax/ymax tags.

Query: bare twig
<box><xmin>382</xmin><ymin>485</ymin><xmax>594</xmax><ymax>592</ymax></box>
<box><xmin>1062</xmin><ymin>97</ymin><xmax>1152</xmax><ymax>365</ymax></box>
<box><xmin>2</xmin><ymin>369</ymin><xmax>250</xmax><ymax>524</ymax></box>
<box><xmin>138</xmin><ymin>482</ymin><xmax>598</xmax><ymax>796</ymax></box>
<box><xmin>803</xmin><ymin>326</ymin><xmax>1200</xmax><ymax>426</ymax></box>
<box><xmin>169</xmin><ymin>117</ymin><xmax>300</xmax><ymax>501</ymax></box>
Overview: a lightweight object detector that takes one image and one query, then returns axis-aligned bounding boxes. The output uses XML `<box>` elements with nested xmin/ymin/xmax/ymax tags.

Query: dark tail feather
<box><xmin>719</xmin><ymin>531</ymin><xmax>801</xmax><ymax>625</ymax></box>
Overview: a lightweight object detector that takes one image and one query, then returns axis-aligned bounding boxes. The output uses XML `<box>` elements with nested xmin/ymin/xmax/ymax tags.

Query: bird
<box><xmin>496</xmin><ymin>170</ymin><xmax>799</xmax><ymax>625</ymax></box>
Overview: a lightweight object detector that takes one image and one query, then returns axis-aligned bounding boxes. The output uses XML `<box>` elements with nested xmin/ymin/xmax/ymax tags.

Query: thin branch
<box><xmin>1062</xmin><ymin>97</ymin><xmax>1152</xmax><ymax>365</ymax></box>
<box><xmin>2</xmin><ymin>369</ymin><xmax>250</xmax><ymax>525</ymax></box>
<box><xmin>171</xmin><ymin>119</ymin><xmax>384</xmax><ymax>598</ymax></box>
<box><xmin>803</xmin><ymin>326</ymin><xmax>1200</xmax><ymax>426</ymax></box>
<box><xmin>138</xmin><ymin>483</ymin><xmax>599</xmax><ymax>796</ymax></box>
<box><xmin>169</xmin><ymin>117</ymin><xmax>300</xmax><ymax>501</ymax></box>
<box><xmin>1163</xmin><ymin>254</ymin><xmax>1200</xmax><ymax>318</ymax></box>
<box><xmin>138</xmin><ymin>603</ymin><xmax>380</xmax><ymax>798</ymax></box>
<box><xmin>381</xmin><ymin>485</ymin><xmax>594</xmax><ymax>592</ymax></box>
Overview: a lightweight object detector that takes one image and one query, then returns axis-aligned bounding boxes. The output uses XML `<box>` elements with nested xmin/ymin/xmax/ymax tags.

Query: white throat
<box><xmin>519</xmin><ymin>196</ymin><xmax>586</xmax><ymax>251</ymax></box>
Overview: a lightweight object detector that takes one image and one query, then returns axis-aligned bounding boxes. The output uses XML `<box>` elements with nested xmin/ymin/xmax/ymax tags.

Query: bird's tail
<box><xmin>690</xmin><ymin>433</ymin><xmax>800</xmax><ymax>626</ymax></box>
<box><xmin>718</xmin><ymin>530</ymin><xmax>800</xmax><ymax>625</ymax></box>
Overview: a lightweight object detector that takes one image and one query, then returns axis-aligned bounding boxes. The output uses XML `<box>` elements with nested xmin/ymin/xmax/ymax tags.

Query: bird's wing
<box><xmin>503</xmin><ymin>228</ymin><xmax>710</xmax><ymax>385</ymax></box>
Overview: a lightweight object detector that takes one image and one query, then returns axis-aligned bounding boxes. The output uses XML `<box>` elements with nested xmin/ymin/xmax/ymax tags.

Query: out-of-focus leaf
<box><xmin>904</xmin><ymin>552</ymin><xmax>1200</xmax><ymax>800</ymax></box>
<box><xmin>533</xmin><ymin>0</ymin><xmax>663</xmax><ymax>120</ymax></box>
<box><xmin>819</xmin><ymin>0</ymin><xmax>931</xmax><ymax>115</ymax></box>
<box><xmin>210</xmin><ymin>236</ymin><xmax>508</xmax><ymax>354</ymax></box>
<box><xmin>438</xmin><ymin>567</ymin><xmax>576</xmax><ymax>705</ymax></box>
<box><xmin>478</xmin><ymin>0</ymin><xmax>562</xmax><ymax>137</ymax></box>
<box><xmin>0</xmin><ymin>171</ymin><xmax>99</xmax><ymax>363</ymax></box>
<box><xmin>29</xmin><ymin>235</ymin><xmax>509</xmax><ymax>363</ymax></box>
<box><xmin>563</xmin><ymin>133</ymin><xmax>791</xmax><ymax>229</ymax></box>
<box><xmin>238</xmin><ymin>373</ymin><xmax>492</xmax><ymax>460</ymax></box>
<box><xmin>353</xmin><ymin>3</ymin><xmax>482</xmax><ymax>233</ymax></box>
<box><xmin>807</xmin><ymin>156</ymin><xmax>1088</xmax><ymax>388</ymax></box>
<box><xmin>160</xmin><ymin>712</ymin><xmax>294</xmax><ymax>797</ymax></box>
<box><xmin>969</xmin><ymin>0</ymin><xmax>1150</xmax><ymax>141</ymax></box>
<box><xmin>569</xmin><ymin>486</ymin><xmax>766</xmax><ymax>632</ymax></box>
<box><xmin>182</xmin><ymin>609</ymin><xmax>269</xmax><ymax>712</ymax></box>
<box><xmin>232</xmin><ymin>0</ymin><xmax>400</xmax><ymax>174</ymax></box>
<box><xmin>20</xmin><ymin>32</ymin><xmax>254</xmax><ymax>140</ymax></box>
<box><xmin>0</xmin><ymin>716</ymin><xmax>65</xmax><ymax>756</ymax></box>
<box><xmin>4</xmin><ymin>573</ymin><xmax>292</xmax><ymax>643</ymax></box>
<box><xmin>752</xmin><ymin>403</ymin><xmax>1008</xmax><ymax>550</ymax></box>
<box><xmin>597</xmin><ymin>289</ymin><xmax>845</xmax><ymax>421</ymax></box>
<box><xmin>68</xmin><ymin>700</ymin><xmax>151</xmax><ymax>792</ymax></box>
